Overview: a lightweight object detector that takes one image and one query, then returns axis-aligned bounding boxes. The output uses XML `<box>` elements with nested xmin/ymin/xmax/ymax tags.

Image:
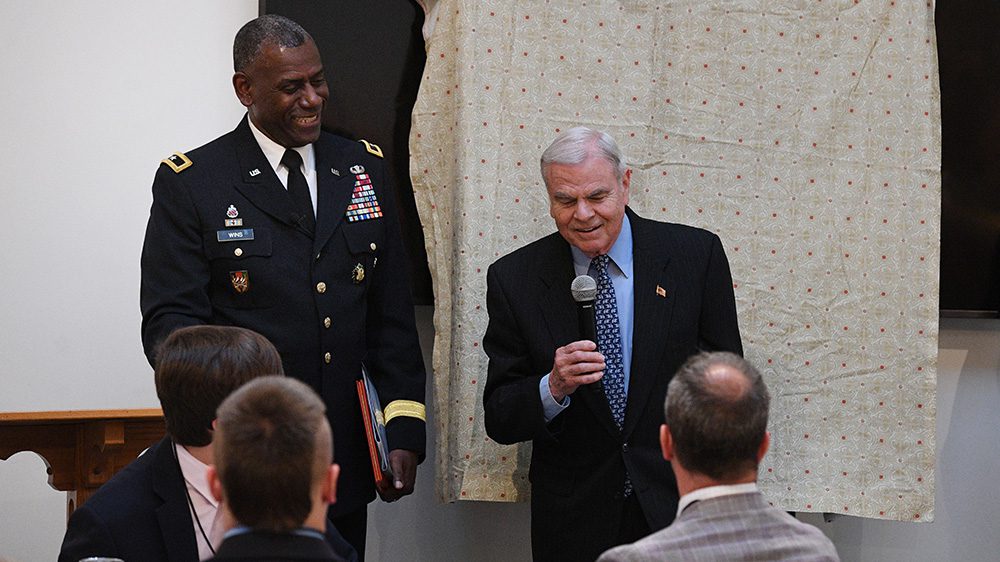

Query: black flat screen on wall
<box><xmin>937</xmin><ymin>0</ymin><xmax>1000</xmax><ymax>317</ymax></box>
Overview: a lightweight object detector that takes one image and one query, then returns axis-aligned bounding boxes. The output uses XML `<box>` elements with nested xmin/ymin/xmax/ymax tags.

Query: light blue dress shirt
<box><xmin>540</xmin><ymin>214</ymin><xmax>635</xmax><ymax>422</ymax></box>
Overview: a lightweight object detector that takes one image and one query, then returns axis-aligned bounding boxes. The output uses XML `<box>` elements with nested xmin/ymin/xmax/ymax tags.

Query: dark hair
<box><xmin>664</xmin><ymin>351</ymin><xmax>770</xmax><ymax>481</ymax></box>
<box><xmin>154</xmin><ymin>325</ymin><xmax>283</xmax><ymax>446</ymax></box>
<box><xmin>233</xmin><ymin>14</ymin><xmax>311</xmax><ymax>73</ymax></box>
<box><xmin>214</xmin><ymin>376</ymin><xmax>331</xmax><ymax>532</ymax></box>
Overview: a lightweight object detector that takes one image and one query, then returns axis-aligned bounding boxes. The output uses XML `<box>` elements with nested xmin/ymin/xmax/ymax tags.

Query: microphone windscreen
<box><xmin>571</xmin><ymin>275</ymin><xmax>598</xmax><ymax>302</ymax></box>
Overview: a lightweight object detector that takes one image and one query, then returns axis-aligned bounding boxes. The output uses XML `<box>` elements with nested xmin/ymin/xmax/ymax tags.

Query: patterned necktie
<box><xmin>280</xmin><ymin>149</ymin><xmax>315</xmax><ymax>233</ymax></box>
<box><xmin>592</xmin><ymin>254</ymin><xmax>627</xmax><ymax>429</ymax></box>
<box><xmin>593</xmin><ymin>254</ymin><xmax>633</xmax><ymax>497</ymax></box>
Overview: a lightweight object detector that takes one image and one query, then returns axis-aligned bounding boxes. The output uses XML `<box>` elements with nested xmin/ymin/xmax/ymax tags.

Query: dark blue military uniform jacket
<box><xmin>140</xmin><ymin>117</ymin><xmax>426</xmax><ymax>516</ymax></box>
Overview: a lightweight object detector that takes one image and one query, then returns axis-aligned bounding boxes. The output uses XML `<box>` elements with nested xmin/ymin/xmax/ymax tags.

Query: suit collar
<box><xmin>621</xmin><ymin>208</ymin><xmax>677</xmax><ymax>438</ymax></box>
<box><xmin>231</xmin><ymin>116</ymin><xmax>314</xmax><ymax>237</ymax></box>
<box><xmin>150</xmin><ymin>437</ymin><xmax>201</xmax><ymax>561</ymax></box>
<box><xmin>539</xmin><ymin>209</ymin><xmax>679</xmax><ymax>440</ymax></box>
<box><xmin>533</xmin><ymin>233</ymin><xmax>622</xmax><ymax>438</ymax></box>
<box><xmin>312</xmin><ymin>133</ymin><xmax>359</xmax><ymax>254</ymax></box>
<box><xmin>677</xmin><ymin>482</ymin><xmax>759</xmax><ymax>518</ymax></box>
<box><xmin>214</xmin><ymin>529</ymin><xmax>339</xmax><ymax>559</ymax></box>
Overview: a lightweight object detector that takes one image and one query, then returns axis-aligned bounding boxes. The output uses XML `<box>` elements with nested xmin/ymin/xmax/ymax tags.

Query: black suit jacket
<box><xmin>59</xmin><ymin>436</ymin><xmax>358</xmax><ymax>562</ymax></box>
<box><xmin>140</xmin><ymin>117</ymin><xmax>426</xmax><ymax>516</ymax></box>
<box><xmin>59</xmin><ymin>437</ymin><xmax>200</xmax><ymax>562</ymax></box>
<box><xmin>483</xmin><ymin>208</ymin><xmax>742</xmax><ymax>561</ymax></box>
<box><xmin>210</xmin><ymin>530</ymin><xmax>344</xmax><ymax>562</ymax></box>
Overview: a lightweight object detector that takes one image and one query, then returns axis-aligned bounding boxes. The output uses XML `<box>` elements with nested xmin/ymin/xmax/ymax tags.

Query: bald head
<box><xmin>665</xmin><ymin>352</ymin><xmax>770</xmax><ymax>481</ymax></box>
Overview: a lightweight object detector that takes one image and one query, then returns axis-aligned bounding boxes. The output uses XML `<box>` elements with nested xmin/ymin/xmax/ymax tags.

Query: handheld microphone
<box><xmin>571</xmin><ymin>275</ymin><xmax>599</xmax><ymax>345</ymax></box>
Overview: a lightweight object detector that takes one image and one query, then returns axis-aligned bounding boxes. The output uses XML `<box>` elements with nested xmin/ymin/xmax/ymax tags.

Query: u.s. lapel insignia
<box><xmin>331</xmin><ymin>168</ymin><xmax>341</xmax><ymax>176</ymax></box>
<box><xmin>249</xmin><ymin>168</ymin><xmax>261</xmax><ymax>177</ymax></box>
<box><xmin>656</xmin><ymin>285</ymin><xmax>667</xmax><ymax>298</ymax></box>
<box><xmin>352</xmin><ymin>263</ymin><xmax>365</xmax><ymax>284</ymax></box>
<box><xmin>227</xmin><ymin>205</ymin><xmax>239</xmax><ymax>218</ymax></box>
<box><xmin>350</xmin><ymin>164</ymin><xmax>365</xmax><ymax>175</ymax></box>
<box><xmin>230</xmin><ymin>270</ymin><xmax>250</xmax><ymax>293</ymax></box>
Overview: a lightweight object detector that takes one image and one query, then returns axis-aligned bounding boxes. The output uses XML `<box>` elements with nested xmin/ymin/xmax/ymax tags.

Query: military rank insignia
<box><xmin>161</xmin><ymin>151</ymin><xmax>192</xmax><ymax>173</ymax></box>
<box><xmin>359</xmin><ymin>139</ymin><xmax>383</xmax><ymax>158</ymax></box>
<box><xmin>345</xmin><ymin>172</ymin><xmax>383</xmax><ymax>222</ymax></box>
<box><xmin>230</xmin><ymin>270</ymin><xmax>249</xmax><ymax>294</ymax></box>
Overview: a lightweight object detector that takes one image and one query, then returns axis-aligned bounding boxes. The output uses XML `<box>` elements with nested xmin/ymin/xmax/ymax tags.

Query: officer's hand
<box><xmin>377</xmin><ymin>449</ymin><xmax>418</xmax><ymax>502</ymax></box>
<box><xmin>549</xmin><ymin>340</ymin><xmax>605</xmax><ymax>402</ymax></box>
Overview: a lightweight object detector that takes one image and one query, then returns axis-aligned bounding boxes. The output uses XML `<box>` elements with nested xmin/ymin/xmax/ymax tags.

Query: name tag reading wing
<box><xmin>216</xmin><ymin>228</ymin><xmax>255</xmax><ymax>242</ymax></box>
<box><xmin>357</xmin><ymin>363</ymin><xmax>392</xmax><ymax>488</ymax></box>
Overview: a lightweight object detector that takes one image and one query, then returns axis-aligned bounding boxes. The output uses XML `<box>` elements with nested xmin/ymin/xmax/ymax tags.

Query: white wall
<box><xmin>1</xmin><ymin>3</ymin><xmax>998</xmax><ymax>562</ymax></box>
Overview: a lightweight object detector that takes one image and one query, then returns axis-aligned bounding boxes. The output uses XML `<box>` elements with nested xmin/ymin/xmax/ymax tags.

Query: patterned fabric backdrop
<box><xmin>411</xmin><ymin>0</ymin><xmax>939</xmax><ymax>521</ymax></box>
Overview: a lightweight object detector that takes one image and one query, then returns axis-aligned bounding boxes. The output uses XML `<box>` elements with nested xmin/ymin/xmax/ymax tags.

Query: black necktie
<box><xmin>280</xmin><ymin>149</ymin><xmax>315</xmax><ymax>233</ymax></box>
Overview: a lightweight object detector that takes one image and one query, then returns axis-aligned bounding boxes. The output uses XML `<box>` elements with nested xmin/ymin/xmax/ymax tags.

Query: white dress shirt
<box><xmin>247</xmin><ymin>115</ymin><xmax>318</xmax><ymax>216</ymax></box>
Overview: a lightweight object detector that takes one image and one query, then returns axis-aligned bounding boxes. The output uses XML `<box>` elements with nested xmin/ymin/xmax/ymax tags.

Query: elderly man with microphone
<box><xmin>483</xmin><ymin>127</ymin><xmax>743</xmax><ymax>561</ymax></box>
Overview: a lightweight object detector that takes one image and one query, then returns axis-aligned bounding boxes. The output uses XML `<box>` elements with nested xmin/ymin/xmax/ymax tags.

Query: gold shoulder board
<box><xmin>161</xmin><ymin>151</ymin><xmax>193</xmax><ymax>173</ymax></box>
<box><xmin>359</xmin><ymin>140</ymin><xmax>383</xmax><ymax>158</ymax></box>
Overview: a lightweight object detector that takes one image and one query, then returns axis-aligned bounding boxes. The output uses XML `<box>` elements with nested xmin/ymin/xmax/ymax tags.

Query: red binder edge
<box><xmin>356</xmin><ymin>378</ymin><xmax>387</xmax><ymax>487</ymax></box>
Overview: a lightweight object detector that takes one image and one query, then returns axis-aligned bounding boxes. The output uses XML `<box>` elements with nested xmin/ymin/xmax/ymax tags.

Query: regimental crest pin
<box><xmin>350</xmin><ymin>164</ymin><xmax>365</xmax><ymax>175</ymax></box>
<box><xmin>352</xmin><ymin>263</ymin><xmax>365</xmax><ymax>284</ymax></box>
<box><xmin>230</xmin><ymin>270</ymin><xmax>250</xmax><ymax>293</ymax></box>
<box><xmin>227</xmin><ymin>205</ymin><xmax>239</xmax><ymax>218</ymax></box>
<box><xmin>656</xmin><ymin>285</ymin><xmax>667</xmax><ymax>298</ymax></box>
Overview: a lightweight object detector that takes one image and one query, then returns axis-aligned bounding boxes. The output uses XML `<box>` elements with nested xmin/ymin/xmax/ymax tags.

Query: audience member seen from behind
<box><xmin>598</xmin><ymin>352</ymin><xmax>839</xmax><ymax>562</ymax></box>
<box><xmin>59</xmin><ymin>326</ymin><xmax>284</xmax><ymax>562</ymax></box>
<box><xmin>207</xmin><ymin>376</ymin><xmax>344</xmax><ymax>561</ymax></box>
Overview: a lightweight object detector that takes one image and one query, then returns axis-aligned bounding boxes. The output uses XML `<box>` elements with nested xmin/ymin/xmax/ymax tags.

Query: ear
<box><xmin>756</xmin><ymin>431</ymin><xmax>771</xmax><ymax>463</ymax></box>
<box><xmin>660</xmin><ymin>424</ymin><xmax>674</xmax><ymax>461</ymax></box>
<box><xmin>207</xmin><ymin>465</ymin><xmax>225</xmax><ymax>503</ymax></box>
<box><xmin>233</xmin><ymin>72</ymin><xmax>253</xmax><ymax>108</ymax></box>
<box><xmin>621</xmin><ymin>168</ymin><xmax>632</xmax><ymax>203</ymax></box>
<box><xmin>321</xmin><ymin>463</ymin><xmax>340</xmax><ymax>505</ymax></box>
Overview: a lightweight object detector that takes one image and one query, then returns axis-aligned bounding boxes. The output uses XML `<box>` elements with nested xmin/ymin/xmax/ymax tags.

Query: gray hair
<box><xmin>664</xmin><ymin>352</ymin><xmax>770</xmax><ymax>481</ymax></box>
<box><xmin>540</xmin><ymin>126</ymin><xmax>627</xmax><ymax>183</ymax></box>
<box><xmin>233</xmin><ymin>14</ymin><xmax>311</xmax><ymax>73</ymax></box>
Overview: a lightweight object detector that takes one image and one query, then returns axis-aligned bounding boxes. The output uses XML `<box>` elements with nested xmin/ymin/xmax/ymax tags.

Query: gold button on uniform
<box><xmin>316</xmin><ymin>282</ymin><xmax>327</xmax><ymax>294</ymax></box>
<box><xmin>234</xmin><ymin>248</ymin><xmax>243</xmax><ymax>257</ymax></box>
<box><xmin>323</xmin><ymin>317</ymin><xmax>332</xmax><ymax>329</ymax></box>
<box><xmin>324</xmin><ymin>352</ymin><xmax>332</xmax><ymax>364</ymax></box>
<box><xmin>370</xmin><ymin>242</ymin><xmax>377</xmax><ymax>251</ymax></box>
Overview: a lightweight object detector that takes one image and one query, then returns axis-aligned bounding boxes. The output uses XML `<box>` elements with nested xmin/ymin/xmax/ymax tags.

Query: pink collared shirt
<box><xmin>175</xmin><ymin>443</ymin><xmax>224</xmax><ymax>560</ymax></box>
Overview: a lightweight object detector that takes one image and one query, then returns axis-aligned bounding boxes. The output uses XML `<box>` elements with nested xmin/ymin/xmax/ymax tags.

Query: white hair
<box><xmin>539</xmin><ymin>126</ymin><xmax>627</xmax><ymax>183</ymax></box>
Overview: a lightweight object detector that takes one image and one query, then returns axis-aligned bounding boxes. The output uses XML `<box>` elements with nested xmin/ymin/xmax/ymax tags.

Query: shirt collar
<box><xmin>175</xmin><ymin>442</ymin><xmax>218</xmax><ymax>508</ymax></box>
<box><xmin>570</xmin><ymin>212</ymin><xmax>633</xmax><ymax>278</ymax></box>
<box><xmin>223</xmin><ymin>525</ymin><xmax>326</xmax><ymax>541</ymax></box>
<box><xmin>676</xmin><ymin>482</ymin><xmax>758</xmax><ymax>518</ymax></box>
<box><xmin>246</xmin><ymin>114</ymin><xmax>315</xmax><ymax>175</ymax></box>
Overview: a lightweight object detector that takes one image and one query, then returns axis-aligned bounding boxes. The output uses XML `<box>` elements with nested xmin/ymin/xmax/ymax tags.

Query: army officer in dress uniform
<box><xmin>139</xmin><ymin>15</ymin><xmax>426</xmax><ymax>560</ymax></box>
